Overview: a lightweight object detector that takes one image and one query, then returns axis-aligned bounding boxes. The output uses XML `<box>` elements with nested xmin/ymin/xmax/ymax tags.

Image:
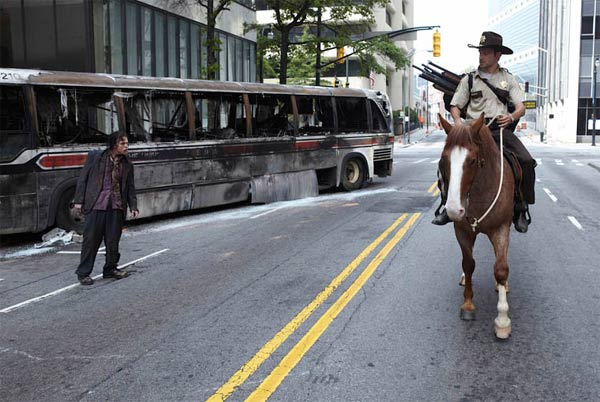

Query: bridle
<box><xmin>468</xmin><ymin>117</ymin><xmax>505</xmax><ymax>232</ymax></box>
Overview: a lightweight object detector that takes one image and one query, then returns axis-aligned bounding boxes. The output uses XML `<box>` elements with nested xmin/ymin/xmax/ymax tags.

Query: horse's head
<box><xmin>438</xmin><ymin>113</ymin><xmax>490</xmax><ymax>222</ymax></box>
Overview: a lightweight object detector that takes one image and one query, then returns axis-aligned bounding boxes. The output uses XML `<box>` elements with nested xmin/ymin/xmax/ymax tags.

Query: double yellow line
<box><xmin>207</xmin><ymin>212</ymin><xmax>421</xmax><ymax>402</ymax></box>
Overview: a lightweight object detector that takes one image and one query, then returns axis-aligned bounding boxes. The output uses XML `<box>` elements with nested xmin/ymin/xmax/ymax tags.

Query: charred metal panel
<box><xmin>251</xmin><ymin>170</ymin><xmax>318</xmax><ymax>204</ymax></box>
<box><xmin>0</xmin><ymin>172</ymin><xmax>37</xmax><ymax>233</ymax></box>
<box><xmin>0</xmin><ymin>193</ymin><xmax>37</xmax><ymax>234</ymax></box>
<box><xmin>135</xmin><ymin>187</ymin><xmax>192</xmax><ymax>219</ymax></box>
<box><xmin>192</xmin><ymin>181</ymin><xmax>249</xmax><ymax>208</ymax></box>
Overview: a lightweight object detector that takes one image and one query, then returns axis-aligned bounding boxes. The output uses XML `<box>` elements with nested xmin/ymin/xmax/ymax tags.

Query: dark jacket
<box><xmin>73</xmin><ymin>149</ymin><xmax>138</xmax><ymax>214</ymax></box>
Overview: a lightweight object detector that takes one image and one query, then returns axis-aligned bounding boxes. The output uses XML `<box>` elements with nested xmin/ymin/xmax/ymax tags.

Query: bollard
<box><xmin>540</xmin><ymin>131</ymin><xmax>544</xmax><ymax>143</ymax></box>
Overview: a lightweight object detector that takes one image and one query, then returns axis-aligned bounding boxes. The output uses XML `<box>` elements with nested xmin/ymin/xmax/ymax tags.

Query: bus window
<box><xmin>35</xmin><ymin>87</ymin><xmax>119</xmax><ymax>146</ymax></box>
<box><xmin>143</xmin><ymin>91</ymin><xmax>187</xmax><ymax>142</ymax></box>
<box><xmin>335</xmin><ymin>97</ymin><xmax>368</xmax><ymax>133</ymax></box>
<box><xmin>369</xmin><ymin>99</ymin><xmax>389</xmax><ymax>133</ymax></box>
<box><xmin>0</xmin><ymin>86</ymin><xmax>29</xmax><ymax>161</ymax></box>
<box><xmin>296</xmin><ymin>96</ymin><xmax>334</xmax><ymax>135</ymax></box>
<box><xmin>193</xmin><ymin>93</ymin><xmax>244</xmax><ymax>139</ymax></box>
<box><xmin>249</xmin><ymin>94</ymin><xmax>294</xmax><ymax>137</ymax></box>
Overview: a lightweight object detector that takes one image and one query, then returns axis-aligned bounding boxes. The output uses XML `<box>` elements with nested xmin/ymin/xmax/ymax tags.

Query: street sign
<box><xmin>523</xmin><ymin>100</ymin><xmax>537</xmax><ymax>109</ymax></box>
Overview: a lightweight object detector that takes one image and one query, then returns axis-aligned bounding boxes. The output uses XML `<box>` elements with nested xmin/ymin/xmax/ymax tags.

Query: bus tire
<box><xmin>340</xmin><ymin>157</ymin><xmax>365</xmax><ymax>191</ymax></box>
<box><xmin>56</xmin><ymin>188</ymin><xmax>85</xmax><ymax>234</ymax></box>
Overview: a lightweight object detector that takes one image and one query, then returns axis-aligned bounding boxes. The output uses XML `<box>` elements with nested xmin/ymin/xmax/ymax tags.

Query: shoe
<box><xmin>103</xmin><ymin>269</ymin><xmax>129</xmax><ymax>279</ymax></box>
<box><xmin>432</xmin><ymin>208</ymin><xmax>451</xmax><ymax>225</ymax></box>
<box><xmin>78</xmin><ymin>276</ymin><xmax>94</xmax><ymax>286</ymax></box>
<box><xmin>513</xmin><ymin>210</ymin><xmax>531</xmax><ymax>233</ymax></box>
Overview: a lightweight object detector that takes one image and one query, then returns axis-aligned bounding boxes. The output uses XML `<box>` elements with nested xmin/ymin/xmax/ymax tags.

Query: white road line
<box><xmin>536</xmin><ymin>158</ymin><xmax>542</xmax><ymax>165</ymax></box>
<box><xmin>543</xmin><ymin>188</ymin><xmax>558</xmax><ymax>202</ymax></box>
<box><xmin>430</xmin><ymin>159</ymin><xmax>439</xmax><ymax>164</ymax></box>
<box><xmin>571</xmin><ymin>159</ymin><xmax>584</xmax><ymax>166</ymax></box>
<box><xmin>568</xmin><ymin>216</ymin><xmax>583</xmax><ymax>230</ymax></box>
<box><xmin>555</xmin><ymin>159</ymin><xmax>564</xmax><ymax>165</ymax></box>
<box><xmin>412</xmin><ymin>158</ymin><xmax>428</xmax><ymax>164</ymax></box>
<box><xmin>57</xmin><ymin>251</ymin><xmax>105</xmax><ymax>255</ymax></box>
<box><xmin>0</xmin><ymin>249</ymin><xmax>169</xmax><ymax>314</ymax></box>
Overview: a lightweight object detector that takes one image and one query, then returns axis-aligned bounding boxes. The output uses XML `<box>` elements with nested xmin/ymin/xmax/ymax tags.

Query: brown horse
<box><xmin>438</xmin><ymin>113</ymin><xmax>514</xmax><ymax>339</ymax></box>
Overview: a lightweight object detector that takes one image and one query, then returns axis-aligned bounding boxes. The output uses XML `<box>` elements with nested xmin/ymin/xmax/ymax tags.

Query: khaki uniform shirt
<box><xmin>450</xmin><ymin>67</ymin><xmax>525</xmax><ymax>119</ymax></box>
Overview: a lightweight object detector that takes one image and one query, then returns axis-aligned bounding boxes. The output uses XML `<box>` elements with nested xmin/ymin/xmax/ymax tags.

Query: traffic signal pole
<box><xmin>316</xmin><ymin>25</ymin><xmax>440</xmax><ymax>83</ymax></box>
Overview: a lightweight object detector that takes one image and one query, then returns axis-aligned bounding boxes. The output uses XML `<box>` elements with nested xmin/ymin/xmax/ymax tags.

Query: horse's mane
<box><xmin>446</xmin><ymin>120</ymin><xmax>499</xmax><ymax>163</ymax></box>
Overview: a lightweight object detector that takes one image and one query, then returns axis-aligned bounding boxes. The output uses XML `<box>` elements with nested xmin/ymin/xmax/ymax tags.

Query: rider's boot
<box><xmin>432</xmin><ymin>179</ymin><xmax>450</xmax><ymax>225</ymax></box>
<box><xmin>513</xmin><ymin>200</ymin><xmax>531</xmax><ymax>233</ymax></box>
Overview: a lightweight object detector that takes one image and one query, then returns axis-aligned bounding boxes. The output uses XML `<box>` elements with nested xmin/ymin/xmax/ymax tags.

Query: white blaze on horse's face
<box><xmin>446</xmin><ymin>146</ymin><xmax>469</xmax><ymax>221</ymax></box>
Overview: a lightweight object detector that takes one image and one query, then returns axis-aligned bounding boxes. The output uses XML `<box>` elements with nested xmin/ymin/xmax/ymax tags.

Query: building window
<box><xmin>219</xmin><ymin>33</ymin><xmax>228</xmax><ymax>80</ymax></box>
<box><xmin>101</xmin><ymin>0</ymin><xmax>254</xmax><ymax>82</ymax></box>
<box><xmin>110</xmin><ymin>0</ymin><xmax>123</xmax><ymax>74</ymax></box>
<box><xmin>142</xmin><ymin>8</ymin><xmax>152</xmax><ymax>76</ymax></box>
<box><xmin>235</xmin><ymin>38</ymin><xmax>243</xmax><ymax>81</ymax></box>
<box><xmin>167</xmin><ymin>15</ymin><xmax>178</xmax><ymax>77</ymax></box>
<box><xmin>154</xmin><ymin>11</ymin><xmax>166</xmax><ymax>77</ymax></box>
<box><xmin>125</xmin><ymin>1</ymin><xmax>139</xmax><ymax>75</ymax></box>
<box><xmin>180</xmin><ymin>20</ymin><xmax>189</xmax><ymax>78</ymax></box>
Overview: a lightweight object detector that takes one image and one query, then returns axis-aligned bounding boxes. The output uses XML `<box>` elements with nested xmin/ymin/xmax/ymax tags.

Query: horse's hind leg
<box><xmin>488</xmin><ymin>225</ymin><xmax>511</xmax><ymax>339</ymax></box>
<box><xmin>455</xmin><ymin>226</ymin><xmax>476</xmax><ymax>321</ymax></box>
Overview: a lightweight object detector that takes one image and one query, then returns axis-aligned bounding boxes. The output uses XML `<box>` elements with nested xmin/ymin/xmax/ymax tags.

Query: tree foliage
<box><xmin>248</xmin><ymin>0</ymin><xmax>410</xmax><ymax>84</ymax></box>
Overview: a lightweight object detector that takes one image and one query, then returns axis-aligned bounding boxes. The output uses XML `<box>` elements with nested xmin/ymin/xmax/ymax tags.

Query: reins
<box><xmin>469</xmin><ymin>117</ymin><xmax>504</xmax><ymax>232</ymax></box>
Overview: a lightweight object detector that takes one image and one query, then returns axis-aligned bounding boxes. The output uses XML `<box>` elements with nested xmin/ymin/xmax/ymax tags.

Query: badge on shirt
<box><xmin>470</xmin><ymin>91</ymin><xmax>483</xmax><ymax>99</ymax></box>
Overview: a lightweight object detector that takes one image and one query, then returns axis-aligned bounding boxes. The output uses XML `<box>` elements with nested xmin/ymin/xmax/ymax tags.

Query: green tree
<box><xmin>249</xmin><ymin>0</ymin><xmax>410</xmax><ymax>84</ymax></box>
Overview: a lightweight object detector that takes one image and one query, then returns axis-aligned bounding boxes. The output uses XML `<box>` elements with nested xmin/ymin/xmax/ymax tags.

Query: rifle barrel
<box><xmin>427</xmin><ymin>61</ymin><xmax>463</xmax><ymax>82</ymax></box>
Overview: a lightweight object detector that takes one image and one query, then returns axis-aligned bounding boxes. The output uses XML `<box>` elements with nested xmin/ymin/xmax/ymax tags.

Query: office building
<box><xmin>0</xmin><ymin>0</ymin><xmax>257</xmax><ymax>82</ymax></box>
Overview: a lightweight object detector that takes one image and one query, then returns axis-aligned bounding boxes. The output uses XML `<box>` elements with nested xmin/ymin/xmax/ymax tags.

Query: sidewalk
<box><xmin>396</xmin><ymin>127</ymin><xmax>440</xmax><ymax>148</ymax></box>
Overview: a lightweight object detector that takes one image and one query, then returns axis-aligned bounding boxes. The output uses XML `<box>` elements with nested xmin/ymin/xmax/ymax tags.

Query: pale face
<box><xmin>478</xmin><ymin>48</ymin><xmax>501</xmax><ymax>72</ymax></box>
<box><xmin>113</xmin><ymin>137</ymin><xmax>129</xmax><ymax>156</ymax></box>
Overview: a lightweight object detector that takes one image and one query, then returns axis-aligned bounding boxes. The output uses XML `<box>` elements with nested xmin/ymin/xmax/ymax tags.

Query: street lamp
<box><xmin>594</xmin><ymin>57</ymin><xmax>599</xmax><ymax>146</ymax></box>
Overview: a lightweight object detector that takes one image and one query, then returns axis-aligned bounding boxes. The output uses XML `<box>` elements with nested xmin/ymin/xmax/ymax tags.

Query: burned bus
<box><xmin>0</xmin><ymin>68</ymin><xmax>394</xmax><ymax>235</ymax></box>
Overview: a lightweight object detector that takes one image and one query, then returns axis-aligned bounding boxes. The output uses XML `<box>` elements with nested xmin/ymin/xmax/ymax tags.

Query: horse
<box><xmin>438</xmin><ymin>113</ymin><xmax>515</xmax><ymax>339</ymax></box>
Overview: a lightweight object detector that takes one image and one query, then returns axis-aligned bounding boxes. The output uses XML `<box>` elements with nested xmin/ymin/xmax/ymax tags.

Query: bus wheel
<box><xmin>56</xmin><ymin>188</ymin><xmax>85</xmax><ymax>234</ymax></box>
<box><xmin>340</xmin><ymin>157</ymin><xmax>365</xmax><ymax>191</ymax></box>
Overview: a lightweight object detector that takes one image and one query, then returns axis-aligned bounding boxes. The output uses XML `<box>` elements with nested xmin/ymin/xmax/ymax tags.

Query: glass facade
<box><xmin>578</xmin><ymin>0</ymin><xmax>600</xmax><ymax>137</ymax></box>
<box><xmin>105</xmin><ymin>0</ymin><xmax>256</xmax><ymax>81</ymax></box>
<box><xmin>488</xmin><ymin>0</ymin><xmax>541</xmax><ymax>126</ymax></box>
<box><xmin>0</xmin><ymin>0</ymin><xmax>257</xmax><ymax>83</ymax></box>
<box><xmin>0</xmin><ymin>0</ymin><xmax>89</xmax><ymax>71</ymax></box>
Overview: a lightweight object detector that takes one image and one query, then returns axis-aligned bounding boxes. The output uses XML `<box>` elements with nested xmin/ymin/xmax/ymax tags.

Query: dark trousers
<box><xmin>75</xmin><ymin>209</ymin><xmax>124</xmax><ymax>278</ymax></box>
<box><xmin>490</xmin><ymin>128</ymin><xmax>536</xmax><ymax>204</ymax></box>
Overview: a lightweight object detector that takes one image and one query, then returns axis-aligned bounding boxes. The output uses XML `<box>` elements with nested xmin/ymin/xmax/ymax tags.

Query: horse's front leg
<box><xmin>488</xmin><ymin>224</ymin><xmax>511</xmax><ymax>339</ymax></box>
<box><xmin>454</xmin><ymin>225</ymin><xmax>477</xmax><ymax>321</ymax></box>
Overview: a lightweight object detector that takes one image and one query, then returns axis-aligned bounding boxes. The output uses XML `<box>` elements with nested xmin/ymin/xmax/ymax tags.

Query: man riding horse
<box><xmin>432</xmin><ymin>31</ymin><xmax>536</xmax><ymax>233</ymax></box>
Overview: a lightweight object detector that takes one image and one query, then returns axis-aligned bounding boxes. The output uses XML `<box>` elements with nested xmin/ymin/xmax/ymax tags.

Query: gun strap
<box><xmin>477</xmin><ymin>75</ymin><xmax>510</xmax><ymax>106</ymax></box>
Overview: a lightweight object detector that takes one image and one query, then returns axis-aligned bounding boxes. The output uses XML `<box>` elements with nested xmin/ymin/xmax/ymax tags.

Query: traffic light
<box><xmin>336</xmin><ymin>47</ymin><xmax>345</xmax><ymax>64</ymax></box>
<box><xmin>524</xmin><ymin>81</ymin><xmax>529</xmax><ymax>92</ymax></box>
<box><xmin>433</xmin><ymin>30</ymin><xmax>441</xmax><ymax>57</ymax></box>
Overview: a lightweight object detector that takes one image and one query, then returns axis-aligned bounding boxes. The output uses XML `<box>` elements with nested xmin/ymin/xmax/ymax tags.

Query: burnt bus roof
<box><xmin>1</xmin><ymin>68</ymin><xmax>370</xmax><ymax>98</ymax></box>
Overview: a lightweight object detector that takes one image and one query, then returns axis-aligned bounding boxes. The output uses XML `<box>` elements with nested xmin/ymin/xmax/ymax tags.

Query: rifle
<box><xmin>427</xmin><ymin>61</ymin><xmax>463</xmax><ymax>85</ymax></box>
<box><xmin>412</xmin><ymin>64</ymin><xmax>458</xmax><ymax>95</ymax></box>
<box><xmin>414</xmin><ymin>62</ymin><xmax>466</xmax><ymax>114</ymax></box>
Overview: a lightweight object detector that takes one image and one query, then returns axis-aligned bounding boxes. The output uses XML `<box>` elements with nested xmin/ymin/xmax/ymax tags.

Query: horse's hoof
<box><xmin>494</xmin><ymin>325</ymin><xmax>511</xmax><ymax>339</ymax></box>
<box><xmin>460</xmin><ymin>309</ymin><xmax>476</xmax><ymax>321</ymax></box>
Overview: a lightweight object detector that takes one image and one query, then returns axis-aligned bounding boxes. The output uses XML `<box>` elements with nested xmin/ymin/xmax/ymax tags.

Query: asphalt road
<box><xmin>1</xmin><ymin>130</ymin><xmax>599</xmax><ymax>402</ymax></box>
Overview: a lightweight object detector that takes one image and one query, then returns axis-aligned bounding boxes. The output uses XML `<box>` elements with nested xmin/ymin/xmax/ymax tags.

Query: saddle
<box><xmin>501</xmin><ymin>147</ymin><xmax>525</xmax><ymax>207</ymax></box>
